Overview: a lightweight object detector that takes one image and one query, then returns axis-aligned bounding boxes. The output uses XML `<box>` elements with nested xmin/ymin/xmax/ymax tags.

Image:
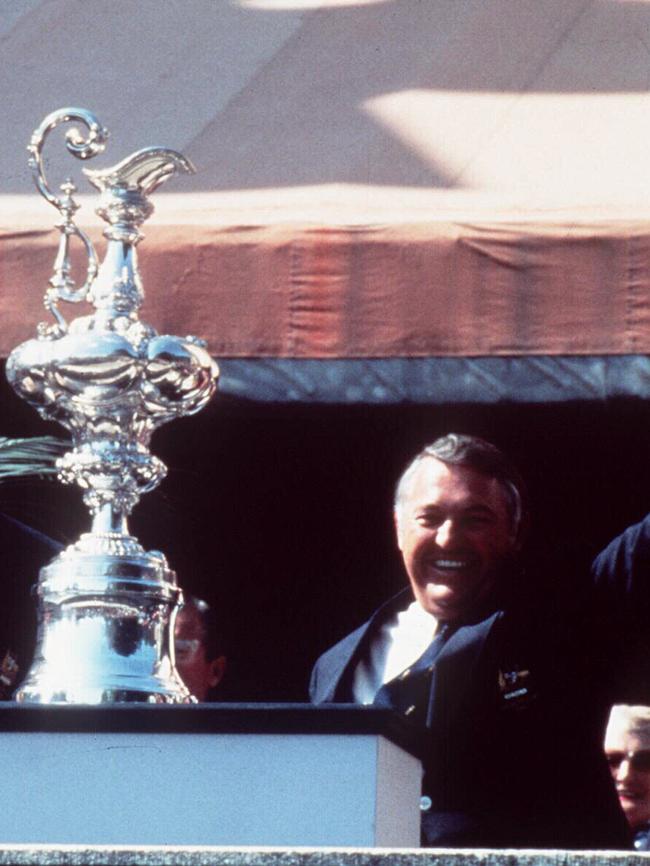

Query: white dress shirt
<box><xmin>352</xmin><ymin>600</ymin><xmax>439</xmax><ymax>705</ymax></box>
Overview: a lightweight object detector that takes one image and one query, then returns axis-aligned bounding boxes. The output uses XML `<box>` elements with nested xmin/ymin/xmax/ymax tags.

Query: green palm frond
<box><xmin>0</xmin><ymin>436</ymin><xmax>70</xmax><ymax>481</ymax></box>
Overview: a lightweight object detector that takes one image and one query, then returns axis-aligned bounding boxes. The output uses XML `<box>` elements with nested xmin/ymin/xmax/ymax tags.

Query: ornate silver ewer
<box><xmin>6</xmin><ymin>108</ymin><xmax>218</xmax><ymax>703</ymax></box>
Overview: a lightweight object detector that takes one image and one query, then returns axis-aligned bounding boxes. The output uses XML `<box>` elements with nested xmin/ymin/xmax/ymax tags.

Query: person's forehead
<box><xmin>175</xmin><ymin>605</ymin><xmax>204</xmax><ymax>637</ymax></box>
<box><xmin>405</xmin><ymin>456</ymin><xmax>508</xmax><ymax>510</ymax></box>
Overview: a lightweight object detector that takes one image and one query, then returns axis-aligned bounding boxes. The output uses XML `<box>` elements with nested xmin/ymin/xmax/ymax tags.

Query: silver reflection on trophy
<box><xmin>6</xmin><ymin>108</ymin><xmax>219</xmax><ymax>703</ymax></box>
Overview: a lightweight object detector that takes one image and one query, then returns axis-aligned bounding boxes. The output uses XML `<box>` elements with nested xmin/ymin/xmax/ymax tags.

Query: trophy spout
<box><xmin>83</xmin><ymin>146</ymin><xmax>195</xmax><ymax>198</ymax></box>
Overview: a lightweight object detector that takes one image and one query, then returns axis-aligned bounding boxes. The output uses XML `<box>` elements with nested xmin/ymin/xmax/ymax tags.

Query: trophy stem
<box><xmin>92</xmin><ymin>503</ymin><xmax>128</xmax><ymax>536</ymax></box>
<box><xmin>89</xmin><ymin>228</ymin><xmax>143</xmax><ymax>325</ymax></box>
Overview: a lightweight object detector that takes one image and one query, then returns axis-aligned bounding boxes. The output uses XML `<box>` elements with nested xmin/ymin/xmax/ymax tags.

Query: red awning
<box><xmin>3</xmin><ymin>217</ymin><xmax>650</xmax><ymax>360</ymax></box>
<box><xmin>3</xmin><ymin>0</ymin><xmax>650</xmax><ymax>369</ymax></box>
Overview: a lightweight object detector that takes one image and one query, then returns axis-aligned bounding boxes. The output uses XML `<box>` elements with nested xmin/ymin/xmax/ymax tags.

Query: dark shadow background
<box><xmin>1</xmin><ymin>360</ymin><xmax>649</xmax><ymax>701</ymax></box>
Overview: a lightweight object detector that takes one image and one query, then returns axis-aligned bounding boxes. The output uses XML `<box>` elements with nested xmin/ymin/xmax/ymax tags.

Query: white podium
<box><xmin>0</xmin><ymin>705</ymin><xmax>421</xmax><ymax>847</ymax></box>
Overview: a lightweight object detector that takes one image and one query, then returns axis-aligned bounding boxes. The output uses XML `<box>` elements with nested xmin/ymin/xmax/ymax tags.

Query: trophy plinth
<box><xmin>6</xmin><ymin>108</ymin><xmax>218</xmax><ymax>704</ymax></box>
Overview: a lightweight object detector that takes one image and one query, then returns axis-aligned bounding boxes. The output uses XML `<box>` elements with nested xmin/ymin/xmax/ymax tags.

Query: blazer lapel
<box><xmin>312</xmin><ymin>621</ymin><xmax>369</xmax><ymax>702</ymax></box>
<box><xmin>313</xmin><ymin>588</ymin><xmax>412</xmax><ymax>702</ymax></box>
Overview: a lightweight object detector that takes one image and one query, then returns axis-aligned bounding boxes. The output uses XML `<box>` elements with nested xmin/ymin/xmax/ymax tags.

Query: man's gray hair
<box><xmin>394</xmin><ymin>433</ymin><xmax>528</xmax><ymax>542</ymax></box>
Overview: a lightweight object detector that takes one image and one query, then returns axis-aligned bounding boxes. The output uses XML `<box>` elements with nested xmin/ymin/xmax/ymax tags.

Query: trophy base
<box><xmin>14</xmin><ymin>681</ymin><xmax>193</xmax><ymax>705</ymax></box>
<box><xmin>15</xmin><ymin>536</ymin><xmax>192</xmax><ymax>705</ymax></box>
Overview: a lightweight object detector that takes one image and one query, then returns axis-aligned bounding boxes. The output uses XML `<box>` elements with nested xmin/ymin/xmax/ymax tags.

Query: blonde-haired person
<box><xmin>605</xmin><ymin>705</ymin><xmax>650</xmax><ymax>850</ymax></box>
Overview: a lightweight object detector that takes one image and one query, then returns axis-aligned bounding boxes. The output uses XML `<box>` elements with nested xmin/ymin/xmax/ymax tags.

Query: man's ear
<box><xmin>208</xmin><ymin>655</ymin><xmax>226</xmax><ymax>689</ymax></box>
<box><xmin>511</xmin><ymin>510</ymin><xmax>530</xmax><ymax>554</ymax></box>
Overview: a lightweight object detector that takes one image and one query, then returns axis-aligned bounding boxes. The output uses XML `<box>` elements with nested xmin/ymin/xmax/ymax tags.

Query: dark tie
<box><xmin>372</xmin><ymin>625</ymin><xmax>449</xmax><ymax>725</ymax></box>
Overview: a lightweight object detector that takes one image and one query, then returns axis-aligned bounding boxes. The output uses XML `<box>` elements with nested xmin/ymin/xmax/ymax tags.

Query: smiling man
<box><xmin>394</xmin><ymin>443</ymin><xmax>519</xmax><ymax>622</ymax></box>
<box><xmin>310</xmin><ymin>433</ymin><xmax>637</xmax><ymax>849</ymax></box>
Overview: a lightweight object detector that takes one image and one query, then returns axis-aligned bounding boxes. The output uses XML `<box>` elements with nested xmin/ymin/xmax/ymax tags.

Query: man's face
<box><xmin>395</xmin><ymin>457</ymin><xmax>516</xmax><ymax>621</ymax></box>
<box><xmin>605</xmin><ymin>722</ymin><xmax>650</xmax><ymax>830</ymax></box>
<box><xmin>174</xmin><ymin>604</ymin><xmax>225</xmax><ymax>702</ymax></box>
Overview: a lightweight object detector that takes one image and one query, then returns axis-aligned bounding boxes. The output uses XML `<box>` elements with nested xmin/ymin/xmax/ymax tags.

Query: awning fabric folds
<box><xmin>3</xmin><ymin>220</ymin><xmax>650</xmax><ymax>365</ymax></box>
<box><xmin>4</xmin><ymin>1</ymin><xmax>650</xmax><ymax>403</ymax></box>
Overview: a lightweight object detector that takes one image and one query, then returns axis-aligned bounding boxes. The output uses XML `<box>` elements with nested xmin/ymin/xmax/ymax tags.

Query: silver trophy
<box><xmin>6</xmin><ymin>108</ymin><xmax>219</xmax><ymax>703</ymax></box>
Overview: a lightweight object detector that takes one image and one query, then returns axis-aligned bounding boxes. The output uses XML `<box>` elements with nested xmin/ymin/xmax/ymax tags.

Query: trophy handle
<box><xmin>27</xmin><ymin>108</ymin><xmax>109</xmax><ymax>336</ymax></box>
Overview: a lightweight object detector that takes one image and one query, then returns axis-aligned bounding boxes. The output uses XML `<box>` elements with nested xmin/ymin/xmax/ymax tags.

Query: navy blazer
<box><xmin>310</xmin><ymin>546</ymin><xmax>640</xmax><ymax>849</ymax></box>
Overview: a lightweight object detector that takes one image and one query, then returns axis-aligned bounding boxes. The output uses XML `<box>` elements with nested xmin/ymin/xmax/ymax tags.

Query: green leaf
<box><xmin>0</xmin><ymin>436</ymin><xmax>69</xmax><ymax>481</ymax></box>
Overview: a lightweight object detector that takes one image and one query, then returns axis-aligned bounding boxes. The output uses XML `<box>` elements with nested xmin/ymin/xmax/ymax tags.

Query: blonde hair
<box><xmin>608</xmin><ymin>704</ymin><xmax>650</xmax><ymax>735</ymax></box>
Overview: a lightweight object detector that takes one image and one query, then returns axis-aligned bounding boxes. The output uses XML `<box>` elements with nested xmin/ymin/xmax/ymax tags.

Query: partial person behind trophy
<box><xmin>605</xmin><ymin>705</ymin><xmax>650</xmax><ymax>850</ymax></box>
<box><xmin>174</xmin><ymin>596</ymin><xmax>227</xmax><ymax>701</ymax></box>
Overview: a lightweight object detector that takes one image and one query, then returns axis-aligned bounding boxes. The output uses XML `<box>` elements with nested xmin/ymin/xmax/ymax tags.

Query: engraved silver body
<box><xmin>6</xmin><ymin>109</ymin><xmax>218</xmax><ymax>703</ymax></box>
